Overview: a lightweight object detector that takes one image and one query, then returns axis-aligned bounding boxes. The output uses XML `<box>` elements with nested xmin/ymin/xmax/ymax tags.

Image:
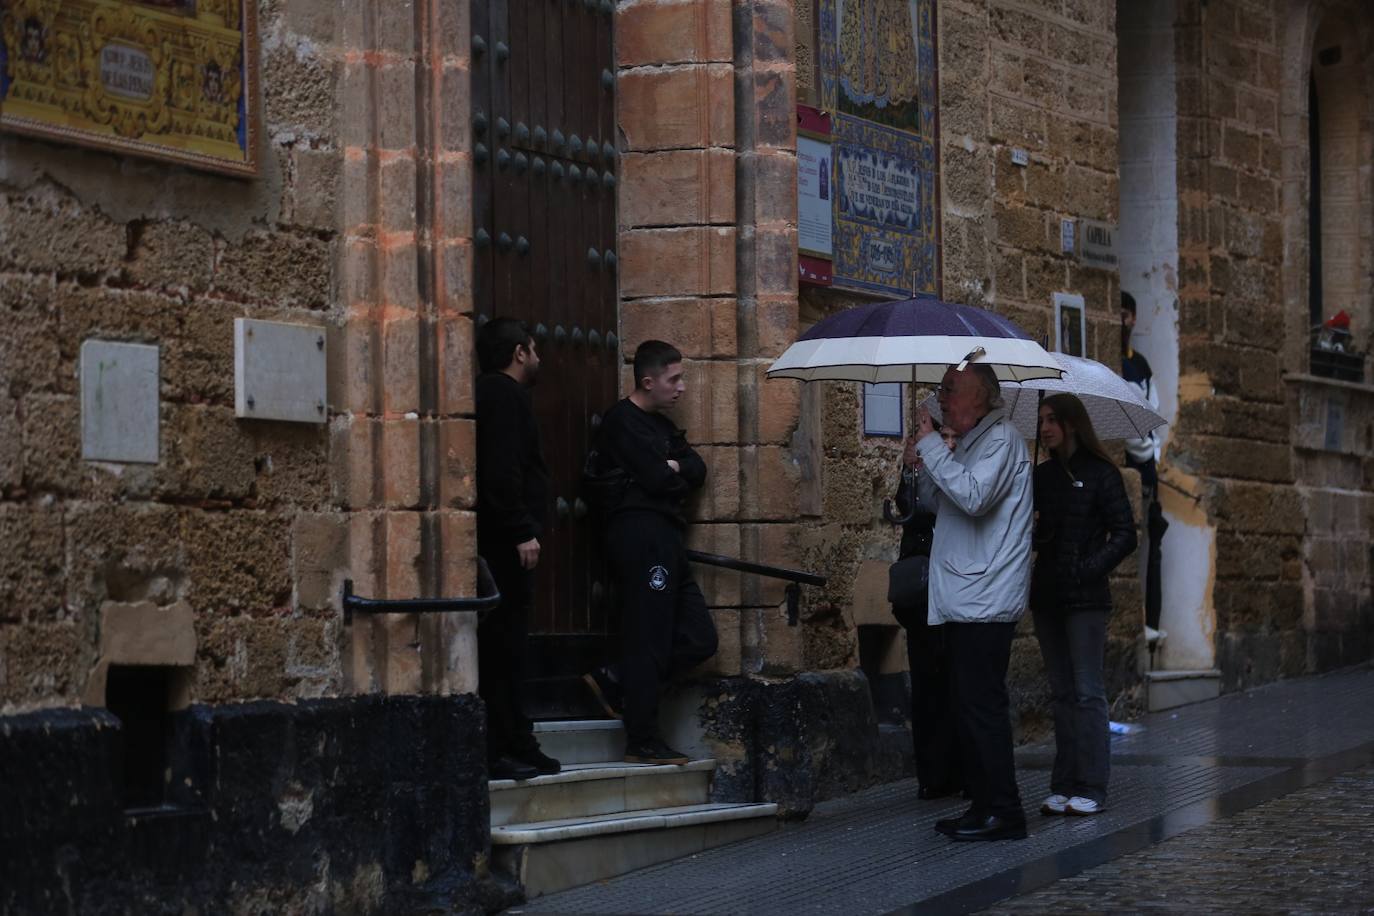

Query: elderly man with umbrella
<box><xmin>770</xmin><ymin>293</ymin><xmax>1056</xmax><ymax>842</ymax></box>
<box><xmin>912</xmin><ymin>364</ymin><xmax>1034</xmax><ymax>841</ymax></box>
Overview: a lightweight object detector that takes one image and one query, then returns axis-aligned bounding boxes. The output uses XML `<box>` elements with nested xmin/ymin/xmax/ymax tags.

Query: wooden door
<box><xmin>471</xmin><ymin>0</ymin><xmax>618</xmax><ymax>697</ymax></box>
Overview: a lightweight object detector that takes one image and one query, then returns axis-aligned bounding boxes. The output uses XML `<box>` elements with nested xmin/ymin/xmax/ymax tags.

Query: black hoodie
<box><xmin>597</xmin><ymin>397</ymin><xmax>706</xmax><ymax>526</ymax></box>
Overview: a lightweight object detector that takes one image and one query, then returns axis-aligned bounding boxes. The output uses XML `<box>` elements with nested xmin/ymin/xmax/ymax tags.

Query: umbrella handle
<box><xmin>883</xmin><ymin>498</ymin><xmax>915</xmax><ymax>525</ymax></box>
<box><xmin>883</xmin><ymin>465</ymin><xmax>919</xmax><ymax>524</ymax></box>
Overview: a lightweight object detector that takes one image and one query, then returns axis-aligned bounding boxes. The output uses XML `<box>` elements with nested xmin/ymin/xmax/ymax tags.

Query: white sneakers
<box><xmin>1065</xmin><ymin>796</ymin><xmax>1102</xmax><ymax>815</ymax></box>
<box><xmin>1040</xmin><ymin>794</ymin><xmax>1069</xmax><ymax>815</ymax></box>
<box><xmin>1041</xmin><ymin>794</ymin><xmax>1103</xmax><ymax>816</ymax></box>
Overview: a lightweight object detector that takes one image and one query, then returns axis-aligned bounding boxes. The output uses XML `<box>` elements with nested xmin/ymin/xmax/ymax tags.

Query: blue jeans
<box><xmin>1033</xmin><ymin>608</ymin><xmax>1109</xmax><ymax>804</ymax></box>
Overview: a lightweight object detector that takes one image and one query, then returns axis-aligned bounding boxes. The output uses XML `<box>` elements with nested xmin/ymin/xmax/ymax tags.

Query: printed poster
<box><xmin>798</xmin><ymin>133</ymin><xmax>833</xmax><ymax>258</ymax></box>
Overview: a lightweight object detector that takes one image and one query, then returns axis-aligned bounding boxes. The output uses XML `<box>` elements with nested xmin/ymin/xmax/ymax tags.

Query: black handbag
<box><xmin>887</xmin><ymin>554</ymin><xmax>929</xmax><ymax>607</ymax></box>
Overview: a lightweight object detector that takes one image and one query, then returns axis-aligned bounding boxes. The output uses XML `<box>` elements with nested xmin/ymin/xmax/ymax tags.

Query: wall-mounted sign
<box><xmin>798</xmin><ymin>104</ymin><xmax>833</xmax><ymax>288</ymax></box>
<box><xmin>798</xmin><ymin>106</ymin><xmax>833</xmax><ymax>259</ymax></box>
<box><xmin>808</xmin><ymin>0</ymin><xmax>938</xmax><ymax>299</ymax></box>
<box><xmin>1053</xmin><ymin>292</ymin><xmax>1087</xmax><ymax>358</ymax></box>
<box><xmin>1080</xmin><ymin>219</ymin><xmax>1119</xmax><ymax>270</ymax></box>
<box><xmin>1060</xmin><ymin>218</ymin><xmax>1077</xmax><ymax>255</ymax></box>
<box><xmin>1</xmin><ymin>0</ymin><xmax>259</xmax><ymax>177</ymax></box>
<box><xmin>832</xmin><ymin>114</ymin><xmax>936</xmax><ymax>297</ymax></box>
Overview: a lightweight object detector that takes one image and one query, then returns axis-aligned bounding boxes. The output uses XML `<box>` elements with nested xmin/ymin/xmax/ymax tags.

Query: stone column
<box><xmin>333</xmin><ymin>0</ymin><xmax>479</xmax><ymax>696</ymax></box>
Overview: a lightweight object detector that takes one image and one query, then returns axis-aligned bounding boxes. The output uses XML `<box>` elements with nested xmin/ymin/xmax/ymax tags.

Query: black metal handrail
<box><xmin>342</xmin><ymin>556</ymin><xmax>501</xmax><ymax>623</ymax></box>
<box><xmin>686</xmin><ymin>550</ymin><xmax>827</xmax><ymax>627</ymax></box>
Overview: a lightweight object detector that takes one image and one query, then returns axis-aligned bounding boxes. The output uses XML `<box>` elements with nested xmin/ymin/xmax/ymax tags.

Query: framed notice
<box><xmin>1</xmin><ymin>0</ymin><xmax>259</xmax><ymax>177</ymax></box>
<box><xmin>798</xmin><ymin>104</ymin><xmax>833</xmax><ymax>287</ymax></box>
<box><xmin>798</xmin><ymin>108</ymin><xmax>833</xmax><ymax>259</ymax></box>
<box><xmin>1053</xmin><ymin>292</ymin><xmax>1087</xmax><ymax>358</ymax></box>
<box><xmin>863</xmin><ymin>382</ymin><xmax>903</xmax><ymax>438</ymax></box>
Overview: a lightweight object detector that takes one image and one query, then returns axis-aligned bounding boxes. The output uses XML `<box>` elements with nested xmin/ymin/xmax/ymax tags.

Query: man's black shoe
<box><xmin>489</xmin><ymin>755</ymin><xmax>540</xmax><ymax>781</ymax></box>
<box><xmin>582</xmin><ymin>668</ymin><xmax>624</xmax><ymax>720</ymax></box>
<box><xmin>950</xmin><ymin>814</ymin><xmax>1028</xmax><ymax>842</ymax></box>
<box><xmin>624</xmin><ymin>738</ymin><xmax>690</xmax><ymax>766</ymax></box>
<box><xmin>511</xmin><ymin>746</ymin><xmax>561</xmax><ymax>775</ymax></box>
<box><xmin>933</xmin><ymin>808</ymin><xmax>980</xmax><ymax>836</ymax></box>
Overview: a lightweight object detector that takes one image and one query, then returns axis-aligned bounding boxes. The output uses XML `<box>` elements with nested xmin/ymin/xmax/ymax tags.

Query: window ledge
<box><xmin>1284</xmin><ymin>372</ymin><xmax>1374</xmax><ymax>396</ymax></box>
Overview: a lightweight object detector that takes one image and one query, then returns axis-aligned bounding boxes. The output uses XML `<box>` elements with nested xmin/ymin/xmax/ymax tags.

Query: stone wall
<box><xmin>0</xmin><ymin>0</ymin><xmax>480</xmax><ymax>713</ymax></box>
<box><xmin>1</xmin><ymin>1</ymin><xmax>492</xmax><ymax>908</ymax></box>
<box><xmin>1166</xmin><ymin>0</ymin><xmax>1374</xmax><ymax>689</ymax></box>
<box><xmin>615</xmin><ymin>0</ymin><xmax>807</xmax><ymax>683</ymax></box>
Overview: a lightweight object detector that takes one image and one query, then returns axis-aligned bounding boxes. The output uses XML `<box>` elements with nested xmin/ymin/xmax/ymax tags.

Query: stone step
<box><xmin>1147</xmin><ymin>668</ymin><xmax>1223</xmax><ymax>712</ymax></box>
<box><xmin>532</xmin><ymin>718</ymin><xmax>624</xmax><ymax>765</ymax></box>
<box><xmin>489</xmin><ymin>759</ymin><xmax>714</xmax><ymax>827</ymax></box>
<box><xmin>492</xmin><ymin>802</ymin><xmax>779</xmax><ymax>898</ymax></box>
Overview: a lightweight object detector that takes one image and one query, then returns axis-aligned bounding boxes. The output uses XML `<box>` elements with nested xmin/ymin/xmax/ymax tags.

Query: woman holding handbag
<box><xmin>1031</xmin><ymin>394</ymin><xmax>1138</xmax><ymax>816</ymax></box>
<box><xmin>889</xmin><ymin>423</ymin><xmax>964</xmax><ymax>799</ymax></box>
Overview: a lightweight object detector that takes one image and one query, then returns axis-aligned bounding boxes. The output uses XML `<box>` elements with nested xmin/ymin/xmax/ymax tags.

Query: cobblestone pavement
<box><xmin>984</xmin><ymin>766</ymin><xmax>1374</xmax><ymax>915</ymax></box>
<box><xmin>522</xmin><ymin>665</ymin><xmax>1374</xmax><ymax>916</ymax></box>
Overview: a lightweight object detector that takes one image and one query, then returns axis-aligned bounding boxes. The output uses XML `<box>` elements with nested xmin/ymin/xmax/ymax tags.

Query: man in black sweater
<box><xmin>583</xmin><ymin>340</ymin><xmax>718</xmax><ymax>765</ymax></box>
<box><xmin>476</xmin><ymin>317</ymin><xmax>559</xmax><ymax>780</ymax></box>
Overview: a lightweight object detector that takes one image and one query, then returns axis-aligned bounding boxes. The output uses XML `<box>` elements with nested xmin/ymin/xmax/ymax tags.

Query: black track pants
<box><xmin>607</xmin><ymin>511</ymin><xmax>718</xmax><ymax>744</ymax></box>
<box><xmin>478</xmin><ymin>545</ymin><xmax>536</xmax><ymax>761</ymax></box>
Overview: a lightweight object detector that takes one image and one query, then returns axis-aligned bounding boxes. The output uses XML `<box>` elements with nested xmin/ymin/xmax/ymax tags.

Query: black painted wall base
<box><xmin>697</xmin><ymin>670</ymin><xmax>914</xmax><ymax>818</ymax></box>
<box><xmin>0</xmin><ymin>695</ymin><xmax>518</xmax><ymax>915</ymax></box>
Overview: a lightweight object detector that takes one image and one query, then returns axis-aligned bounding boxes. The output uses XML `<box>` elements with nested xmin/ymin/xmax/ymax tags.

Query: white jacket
<box><xmin>915</xmin><ymin>408</ymin><xmax>1033</xmax><ymax>625</ymax></box>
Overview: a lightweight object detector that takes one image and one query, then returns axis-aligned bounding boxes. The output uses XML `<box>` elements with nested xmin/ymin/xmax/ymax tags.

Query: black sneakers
<box><xmin>624</xmin><ymin>738</ymin><xmax>690</xmax><ymax>766</ymax></box>
<box><xmin>582</xmin><ymin>667</ymin><xmax>624</xmax><ymax>720</ymax></box>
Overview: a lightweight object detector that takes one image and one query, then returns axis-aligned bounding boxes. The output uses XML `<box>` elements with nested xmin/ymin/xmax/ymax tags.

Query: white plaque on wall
<box><xmin>234</xmin><ymin>319</ymin><xmax>328</xmax><ymax>424</ymax></box>
<box><xmin>81</xmin><ymin>340</ymin><xmax>160</xmax><ymax>464</ymax></box>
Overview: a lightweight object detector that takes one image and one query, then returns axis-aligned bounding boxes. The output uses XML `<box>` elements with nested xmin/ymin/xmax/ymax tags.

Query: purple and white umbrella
<box><xmin>922</xmin><ymin>354</ymin><xmax>1167</xmax><ymax>441</ymax></box>
<box><xmin>766</xmin><ymin>294</ymin><xmax>1063</xmax><ymax>384</ymax></box>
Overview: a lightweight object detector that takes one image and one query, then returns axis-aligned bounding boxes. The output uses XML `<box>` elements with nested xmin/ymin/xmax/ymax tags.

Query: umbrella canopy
<box><xmin>767</xmin><ymin>294</ymin><xmax>1063</xmax><ymax>384</ymax></box>
<box><xmin>923</xmin><ymin>354</ymin><xmax>1167</xmax><ymax>441</ymax></box>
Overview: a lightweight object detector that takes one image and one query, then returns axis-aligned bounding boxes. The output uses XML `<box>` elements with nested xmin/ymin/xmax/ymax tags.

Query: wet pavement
<box><xmin>983</xmin><ymin>765</ymin><xmax>1374</xmax><ymax>914</ymax></box>
<box><xmin>515</xmin><ymin>663</ymin><xmax>1374</xmax><ymax>915</ymax></box>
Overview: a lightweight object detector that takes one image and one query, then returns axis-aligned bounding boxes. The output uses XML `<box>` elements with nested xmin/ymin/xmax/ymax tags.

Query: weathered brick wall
<box><xmin>1165</xmin><ymin>0</ymin><xmax>1374</xmax><ymax>689</ymax></box>
<box><xmin>616</xmin><ymin>0</ymin><xmax>807</xmax><ymax>680</ymax></box>
<box><xmin>0</xmin><ymin>0</ymin><xmax>480</xmax><ymax>713</ymax></box>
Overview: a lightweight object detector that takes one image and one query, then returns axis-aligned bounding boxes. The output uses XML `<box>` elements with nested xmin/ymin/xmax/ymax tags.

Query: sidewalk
<box><xmin>515</xmin><ymin>663</ymin><xmax>1374</xmax><ymax>916</ymax></box>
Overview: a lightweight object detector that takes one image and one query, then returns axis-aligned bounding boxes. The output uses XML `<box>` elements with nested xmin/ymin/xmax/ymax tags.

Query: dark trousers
<box><xmin>1033</xmin><ymin>608</ymin><xmax>1109</xmax><ymax>803</ymax></box>
<box><xmin>607</xmin><ymin>511</ymin><xmax>718</xmax><ymax>744</ymax></box>
<box><xmin>899</xmin><ymin>607</ymin><xmax>962</xmax><ymax>791</ymax></box>
<box><xmin>946</xmin><ymin>621</ymin><xmax>1024</xmax><ymax>821</ymax></box>
<box><xmin>1127</xmin><ymin>459</ymin><xmax>1166</xmax><ymax>630</ymax></box>
<box><xmin>477</xmin><ymin>545</ymin><xmax>536</xmax><ymax>762</ymax></box>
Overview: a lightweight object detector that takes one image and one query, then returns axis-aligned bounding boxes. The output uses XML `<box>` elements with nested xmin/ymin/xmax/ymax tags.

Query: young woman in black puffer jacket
<box><xmin>1031</xmin><ymin>394</ymin><xmax>1137</xmax><ymax>818</ymax></box>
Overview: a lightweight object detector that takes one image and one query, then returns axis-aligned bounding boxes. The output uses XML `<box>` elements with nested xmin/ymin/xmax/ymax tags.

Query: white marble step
<box><xmin>1147</xmin><ymin>668</ymin><xmax>1223</xmax><ymax>712</ymax></box>
<box><xmin>489</xmin><ymin>760</ymin><xmax>714</xmax><ymax>827</ymax></box>
<box><xmin>531</xmin><ymin>719</ymin><xmax>624</xmax><ymax>764</ymax></box>
<box><xmin>492</xmin><ymin>802</ymin><xmax>779</xmax><ymax>898</ymax></box>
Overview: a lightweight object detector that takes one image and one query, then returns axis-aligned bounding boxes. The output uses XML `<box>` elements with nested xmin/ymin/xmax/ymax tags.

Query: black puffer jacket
<box><xmin>1030</xmin><ymin>449</ymin><xmax>1137</xmax><ymax>613</ymax></box>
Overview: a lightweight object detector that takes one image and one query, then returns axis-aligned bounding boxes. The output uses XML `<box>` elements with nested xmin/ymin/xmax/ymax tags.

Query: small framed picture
<box><xmin>1053</xmin><ymin>292</ymin><xmax>1087</xmax><ymax>358</ymax></box>
<box><xmin>862</xmin><ymin>382</ymin><xmax>904</xmax><ymax>438</ymax></box>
